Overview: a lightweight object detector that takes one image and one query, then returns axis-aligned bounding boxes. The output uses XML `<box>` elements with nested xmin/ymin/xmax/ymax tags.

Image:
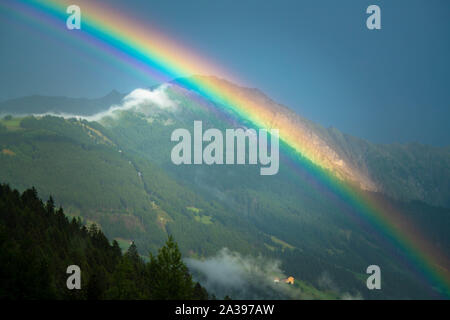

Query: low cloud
<box><xmin>85</xmin><ymin>85</ymin><xmax>177</xmax><ymax>121</ymax></box>
<box><xmin>317</xmin><ymin>271</ymin><xmax>363</xmax><ymax>300</ymax></box>
<box><xmin>185</xmin><ymin>248</ymin><xmax>301</xmax><ymax>299</ymax></box>
<box><xmin>25</xmin><ymin>85</ymin><xmax>177</xmax><ymax>122</ymax></box>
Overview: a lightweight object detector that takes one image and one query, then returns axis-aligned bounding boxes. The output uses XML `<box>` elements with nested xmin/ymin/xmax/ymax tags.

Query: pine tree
<box><xmin>46</xmin><ymin>196</ymin><xmax>55</xmax><ymax>215</ymax></box>
<box><xmin>148</xmin><ymin>235</ymin><xmax>196</xmax><ymax>299</ymax></box>
<box><xmin>112</xmin><ymin>240</ymin><xmax>122</xmax><ymax>259</ymax></box>
<box><xmin>125</xmin><ymin>241</ymin><xmax>140</xmax><ymax>264</ymax></box>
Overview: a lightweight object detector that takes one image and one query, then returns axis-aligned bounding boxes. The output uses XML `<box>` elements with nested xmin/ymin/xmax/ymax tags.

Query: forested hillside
<box><xmin>0</xmin><ymin>184</ymin><xmax>208</xmax><ymax>299</ymax></box>
<box><xmin>1</xmin><ymin>96</ymin><xmax>449</xmax><ymax>299</ymax></box>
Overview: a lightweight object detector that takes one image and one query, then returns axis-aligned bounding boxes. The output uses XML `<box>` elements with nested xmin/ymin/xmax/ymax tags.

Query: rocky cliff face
<box><xmin>179</xmin><ymin>76</ymin><xmax>449</xmax><ymax>207</ymax></box>
<box><xmin>186</xmin><ymin>76</ymin><xmax>378</xmax><ymax>192</ymax></box>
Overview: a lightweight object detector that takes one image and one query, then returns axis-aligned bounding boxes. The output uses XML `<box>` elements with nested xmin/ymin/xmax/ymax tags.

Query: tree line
<box><xmin>0</xmin><ymin>183</ymin><xmax>209</xmax><ymax>300</ymax></box>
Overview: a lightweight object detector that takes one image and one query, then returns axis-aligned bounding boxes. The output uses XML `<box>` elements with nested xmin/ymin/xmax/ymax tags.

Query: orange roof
<box><xmin>285</xmin><ymin>276</ymin><xmax>294</xmax><ymax>284</ymax></box>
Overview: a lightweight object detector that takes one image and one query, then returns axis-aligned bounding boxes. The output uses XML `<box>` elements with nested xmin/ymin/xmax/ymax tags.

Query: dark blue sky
<box><xmin>0</xmin><ymin>0</ymin><xmax>449</xmax><ymax>146</ymax></box>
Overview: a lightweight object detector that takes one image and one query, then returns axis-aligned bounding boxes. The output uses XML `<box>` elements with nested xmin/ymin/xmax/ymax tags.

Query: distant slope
<box><xmin>0</xmin><ymin>90</ymin><xmax>125</xmax><ymax>116</ymax></box>
<box><xmin>173</xmin><ymin>76</ymin><xmax>450</xmax><ymax>208</ymax></box>
<box><xmin>321</xmin><ymin>128</ymin><xmax>450</xmax><ymax>207</ymax></box>
<box><xmin>0</xmin><ymin>115</ymin><xmax>259</xmax><ymax>257</ymax></box>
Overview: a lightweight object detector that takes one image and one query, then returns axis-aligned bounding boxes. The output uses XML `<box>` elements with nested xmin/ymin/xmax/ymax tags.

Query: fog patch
<box><xmin>185</xmin><ymin>248</ymin><xmax>301</xmax><ymax>299</ymax></box>
<box><xmin>19</xmin><ymin>85</ymin><xmax>178</xmax><ymax>122</ymax></box>
<box><xmin>86</xmin><ymin>85</ymin><xmax>178</xmax><ymax>121</ymax></box>
<box><xmin>317</xmin><ymin>271</ymin><xmax>363</xmax><ymax>300</ymax></box>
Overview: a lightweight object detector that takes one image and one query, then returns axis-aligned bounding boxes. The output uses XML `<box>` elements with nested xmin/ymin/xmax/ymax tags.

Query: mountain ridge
<box><xmin>1</xmin><ymin>102</ymin><xmax>449</xmax><ymax>298</ymax></box>
<box><xmin>171</xmin><ymin>76</ymin><xmax>450</xmax><ymax>207</ymax></box>
<box><xmin>1</xmin><ymin>76</ymin><xmax>449</xmax><ymax>207</ymax></box>
<box><xmin>0</xmin><ymin>90</ymin><xmax>125</xmax><ymax>116</ymax></box>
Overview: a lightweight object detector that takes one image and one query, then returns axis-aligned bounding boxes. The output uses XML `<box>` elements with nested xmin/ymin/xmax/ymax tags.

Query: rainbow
<box><xmin>3</xmin><ymin>0</ymin><xmax>449</xmax><ymax>297</ymax></box>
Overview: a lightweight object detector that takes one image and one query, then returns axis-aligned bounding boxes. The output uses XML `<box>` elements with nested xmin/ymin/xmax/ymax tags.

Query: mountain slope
<box><xmin>2</xmin><ymin>77</ymin><xmax>449</xmax><ymax>207</ymax></box>
<box><xmin>0</xmin><ymin>77</ymin><xmax>449</xmax><ymax>299</ymax></box>
<box><xmin>179</xmin><ymin>76</ymin><xmax>450</xmax><ymax>207</ymax></box>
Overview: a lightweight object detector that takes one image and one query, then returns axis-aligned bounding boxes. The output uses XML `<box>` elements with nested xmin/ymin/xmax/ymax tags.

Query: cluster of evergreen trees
<box><xmin>0</xmin><ymin>184</ymin><xmax>208</xmax><ymax>300</ymax></box>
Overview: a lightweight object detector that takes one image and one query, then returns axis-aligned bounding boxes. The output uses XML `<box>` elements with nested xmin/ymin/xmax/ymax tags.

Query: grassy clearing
<box><xmin>186</xmin><ymin>206</ymin><xmax>202</xmax><ymax>214</ymax></box>
<box><xmin>0</xmin><ymin>117</ymin><xmax>23</xmax><ymax>131</ymax></box>
<box><xmin>270</xmin><ymin>235</ymin><xmax>295</xmax><ymax>250</ymax></box>
<box><xmin>187</xmin><ymin>206</ymin><xmax>212</xmax><ymax>225</ymax></box>
<box><xmin>294</xmin><ymin>280</ymin><xmax>340</xmax><ymax>299</ymax></box>
<box><xmin>194</xmin><ymin>215</ymin><xmax>213</xmax><ymax>225</ymax></box>
<box><xmin>264</xmin><ymin>243</ymin><xmax>276</xmax><ymax>251</ymax></box>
